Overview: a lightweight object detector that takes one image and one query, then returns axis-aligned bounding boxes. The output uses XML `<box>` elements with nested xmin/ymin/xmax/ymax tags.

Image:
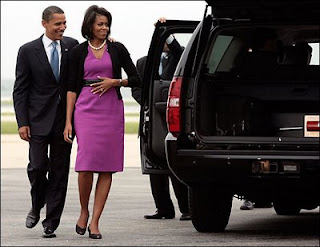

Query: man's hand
<box><xmin>108</xmin><ymin>37</ymin><xmax>117</xmax><ymax>43</ymax></box>
<box><xmin>154</xmin><ymin>17</ymin><xmax>167</xmax><ymax>26</ymax></box>
<box><xmin>18</xmin><ymin>126</ymin><xmax>31</xmax><ymax>142</ymax></box>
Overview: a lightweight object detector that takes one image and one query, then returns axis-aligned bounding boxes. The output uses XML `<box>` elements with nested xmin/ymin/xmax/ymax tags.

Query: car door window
<box><xmin>309</xmin><ymin>43</ymin><xmax>319</xmax><ymax>65</ymax></box>
<box><xmin>206</xmin><ymin>35</ymin><xmax>233</xmax><ymax>74</ymax></box>
<box><xmin>151</xmin><ymin>32</ymin><xmax>194</xmax><ymax>163</ymax></box>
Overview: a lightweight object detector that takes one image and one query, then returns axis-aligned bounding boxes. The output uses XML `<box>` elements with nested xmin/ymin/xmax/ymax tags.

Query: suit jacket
<box><xmin>159</xmin><ymin>39</ymin><xmax>183</xmax><ymax>81</ymax></box>
<box><xmin>132</xmin><ymin>56</ymin><xmax>147</xmax><ymax>104</ymax></box>
<box><xmin>13</xmin><ymin>35</ymin><xmax>79</xmax><ymax>135</ymax></box>
<box><xmin>67</xmin><ymin>40</ymin><xmax>141</xmax><ymax>99</ymax></box>
<box><xmin>131</xmin><ymin>38</ymin><xmax>183</xmax><ymax>104</ymax></box>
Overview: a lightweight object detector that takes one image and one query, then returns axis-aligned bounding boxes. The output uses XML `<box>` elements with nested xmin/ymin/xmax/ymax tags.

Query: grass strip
<box><xmin>1</xmin><ymin>99</ymin><xmax>139</xmax><ymax>107</ymax></box>
<box><xmin>1</xmin><ymin>112</ymin><xmax>15</xmax><ymax>116</ymax></box>
<box><xmin>1</xmin><ymin>121</ymin><xmax>139</xmax><ymax>134</ymax></box>
<box><xmin>1</xmin><ymin>99</ymin><xmax>13</xmax><ymax>105</ymax></box>
<box><xmin>1</xmin><ymin>122</ymin><xmax>18</xmax><ymax>134</ymax></box>
<box><xmin>1</xmin><ymin>112</ymin><xmax>140</xmax><ymax>117</ymax></box>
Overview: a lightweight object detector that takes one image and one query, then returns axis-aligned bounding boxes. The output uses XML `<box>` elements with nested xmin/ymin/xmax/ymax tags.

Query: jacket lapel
<box><xmin>60</xmin><ymin>38</ymin><xmax>69</xmax><ymax>81</ymax></box>
<box><xmin>34</xmin><ymin>35</ymin><xmax>56</xmax><ymax>82</ymax></box>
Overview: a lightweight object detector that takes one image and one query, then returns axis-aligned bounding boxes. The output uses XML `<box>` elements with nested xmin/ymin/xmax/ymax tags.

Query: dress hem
<box><xmin>75</xmin><ymin>170</ymin><xmax>123</xmax><ymax>173</ymax></box>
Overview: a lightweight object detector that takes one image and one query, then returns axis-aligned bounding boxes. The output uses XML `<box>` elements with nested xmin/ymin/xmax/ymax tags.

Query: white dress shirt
<box><xmin>42</xmin><ymin>34</ymin><xmax>62</xmax><ymax>73</ymax></box>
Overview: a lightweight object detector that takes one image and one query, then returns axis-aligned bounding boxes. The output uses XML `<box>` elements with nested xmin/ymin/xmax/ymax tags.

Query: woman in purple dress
<box><xmin>63</xmin><ymin>5</ymin><xmax>140</xmax><ymax>239</ymax></box>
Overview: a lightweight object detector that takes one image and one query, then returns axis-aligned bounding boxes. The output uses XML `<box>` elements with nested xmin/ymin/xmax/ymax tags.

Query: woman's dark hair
<box><xmin>42</xmin><ymin>6</ymin><xmax>64</xmax><ymax>22</ymax></box>
<box><xmin>81</xmin><ymin>5</ymin><xmax>112</xmax><ymax>40</ymax></box>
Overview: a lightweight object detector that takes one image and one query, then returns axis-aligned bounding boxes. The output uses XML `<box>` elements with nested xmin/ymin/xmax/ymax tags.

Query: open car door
<box><xmin>139</xmin><ymin>20</ymin><xmax>199</xmax><ymax>174</ymax></box>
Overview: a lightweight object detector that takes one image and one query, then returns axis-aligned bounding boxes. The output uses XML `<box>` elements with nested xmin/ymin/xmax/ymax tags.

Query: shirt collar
<box><xmin>42</xmin><ymin>34</ymin><xmax>61</xmax><ymax>48</ymax></box>
<box><xmin>162</xmin><ymin>52</ymin><xmax>169</xmax><ymax>59</ymax></box>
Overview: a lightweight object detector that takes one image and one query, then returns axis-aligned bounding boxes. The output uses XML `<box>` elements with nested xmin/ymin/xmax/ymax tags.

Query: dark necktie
<box><xmin>51</xmin><ymin>41</ymin><xmax>59</xmax><ymax>81</ymax></box>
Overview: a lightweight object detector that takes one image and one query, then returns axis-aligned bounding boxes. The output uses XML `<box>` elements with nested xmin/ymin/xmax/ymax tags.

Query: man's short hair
<box><xmin>42</xmin><ymin>6</ymin><xmax>64</xmax><ymax>22</ymax></box>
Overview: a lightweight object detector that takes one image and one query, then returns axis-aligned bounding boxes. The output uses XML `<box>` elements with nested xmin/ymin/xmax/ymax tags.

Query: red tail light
<box><xmin>166</xmin><ymin>77</ymin><xmax>183</xmax><ymax>137</ymax></box>
<box><xmin>307</xmin><ymin>121</ymin><xmax>320</xmax><ymax>131</ymax></box>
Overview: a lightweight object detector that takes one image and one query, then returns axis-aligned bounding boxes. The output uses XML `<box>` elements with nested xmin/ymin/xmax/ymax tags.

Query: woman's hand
<box><xmin>90</xmin><ymin>76</ymin><xmax>119</xmax><ymax>96</ymax></box>
<box><xmin>63</xmin><ymin>122</ymin><xmax>73</xmax><ymax>144</ymax></box>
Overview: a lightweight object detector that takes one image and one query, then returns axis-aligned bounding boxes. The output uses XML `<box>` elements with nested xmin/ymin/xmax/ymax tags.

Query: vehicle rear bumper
<box><xmin>165</xmin><ymin>133</ymin><xmax>320</xmax><ymax>198</ymax></box>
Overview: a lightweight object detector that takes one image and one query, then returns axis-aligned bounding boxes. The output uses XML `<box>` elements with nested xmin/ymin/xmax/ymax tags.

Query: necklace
<box><xmin>88</xmin><ymin>39</ymin><xmax>106</xmax><ymax>50</ymax></box>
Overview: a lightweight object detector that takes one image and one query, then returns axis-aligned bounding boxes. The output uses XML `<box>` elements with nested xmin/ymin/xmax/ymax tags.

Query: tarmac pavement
<box><xmin>1</xmin><ymin>134</ymin><xmax>319</xmax><ymax>246</ymax></box>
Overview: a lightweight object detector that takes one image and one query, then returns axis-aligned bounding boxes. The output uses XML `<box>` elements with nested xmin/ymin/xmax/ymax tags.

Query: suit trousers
<box><xmin>27</xmin><ymin>102</ymin><xmax>72</xmax><ymax>230</ymax></box>
<box><xmin>149</xmin><ymin>173</ymin><xmax>189</xmax><ymax>215</ymax></box>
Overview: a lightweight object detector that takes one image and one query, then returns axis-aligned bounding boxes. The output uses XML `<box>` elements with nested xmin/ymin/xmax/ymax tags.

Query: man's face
<box><xmin>163</xmin><ymin>42</ymin><xmax>170</xmax><ymax>52</ymax></box>
<box><xmin>42</xmin><ymin>13</ymin><xmax>66</xmax><ymax>41</ymax></box>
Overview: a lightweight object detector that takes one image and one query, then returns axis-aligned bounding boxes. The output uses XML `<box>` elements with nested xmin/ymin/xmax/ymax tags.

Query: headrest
<box><xmin>282</xmin><ymin>43</ymin><xmax>312</xmax><ymax>65</ymax></box>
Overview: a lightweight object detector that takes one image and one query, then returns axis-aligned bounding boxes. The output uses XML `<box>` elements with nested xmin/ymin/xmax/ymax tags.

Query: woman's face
<box><xmin>92</xmin><ymin>14</ymin><xmax>109</xmax><ymax>40</ymax></box>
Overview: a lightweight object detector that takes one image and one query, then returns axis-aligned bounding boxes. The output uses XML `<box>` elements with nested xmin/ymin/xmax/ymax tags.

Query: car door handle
<box><xmin>154</xmin><ymin>102</ymin><xmax>167</xmax><ymax>113</ymax></box>
<box><xmin>291</xmin><ymin>84</ymin><xmax>308</xmax><ymax>95</ymax></box>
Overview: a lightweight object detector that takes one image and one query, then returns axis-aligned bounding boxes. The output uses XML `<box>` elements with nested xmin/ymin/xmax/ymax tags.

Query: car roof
<box><xmin>205</xmin><ymin>0</ymin><xmax>319</xmax><ymax>21</ymax></box>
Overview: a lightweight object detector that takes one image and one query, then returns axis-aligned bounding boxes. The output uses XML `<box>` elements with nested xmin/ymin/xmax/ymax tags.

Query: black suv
<box><xmin>139</xmin><ymin>0</ymin><xmax>319</xmax><ymax>232</ymax></box>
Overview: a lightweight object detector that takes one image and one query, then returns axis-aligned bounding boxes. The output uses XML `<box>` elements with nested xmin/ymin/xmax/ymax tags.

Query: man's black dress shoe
<box><xmin>42</xmin><ymin>227</ymin><xmax>56</xmax><ymax>238</ymax></box>
<box><xmin>144</xmin><ymin>211</ymin><xmax>175</xmax><ymax>219</ymax></box>
<box><xmin>254</xmin><ymin>202</ymin><xmax>273</xmax><ymax>208</ymax></box>
<box><xmin>26</xmin><ymin>210</ymin><xmax>40</xmax><ymax>228</ymax></box>
<box><xmin>180</xmin><ymin>213</ymin><xmax>191</xmax><ymax>221</ymax></box>
<box><xmin>88</xmin><ymin>225</ymin><xmax>102</xmax><ymax>239</ymax></box>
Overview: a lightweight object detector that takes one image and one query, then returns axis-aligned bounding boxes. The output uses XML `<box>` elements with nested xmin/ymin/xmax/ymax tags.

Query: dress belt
<box><xmin>83</xmin><ymin>79</ymin><xmax>103</xmax><ymax>86</ymax></box>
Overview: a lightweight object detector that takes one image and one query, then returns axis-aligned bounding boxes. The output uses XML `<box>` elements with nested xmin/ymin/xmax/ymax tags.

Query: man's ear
<box><xmin>41</xmin><ymin>20</ymin><xmax>47</xmax><ymax>28</ymax></box>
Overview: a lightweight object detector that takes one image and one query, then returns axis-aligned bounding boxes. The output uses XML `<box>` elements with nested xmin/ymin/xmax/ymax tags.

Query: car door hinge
<box><xmin>186</xmin><ymin>99</ymin><xmax>194</xmax><ymax>108</ymax></box>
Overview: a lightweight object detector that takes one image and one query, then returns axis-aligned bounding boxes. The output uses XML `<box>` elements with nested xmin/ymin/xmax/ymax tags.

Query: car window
<box><xmin>203</xmin><ymin>25</ymin><xmax>319</xmax><ymax>76</ymax></box>
<box><xmin>157</xmin><ymin>33</ymin><xmax>193</xmax><ymax>78</ymax></box>
<box><xmin>309</xmin><ymin>43</ymin><xmax>319</xmax><ymax>65</ymax></box>
<box><xmin>206</xmin><ymin>35</ymin><xmax>233</xmax><ymax>74</ymax></box>
<box><xmin>174</xmin><ymin>33</ymin><xmax>193</xmax><ymax>47</ymax></box>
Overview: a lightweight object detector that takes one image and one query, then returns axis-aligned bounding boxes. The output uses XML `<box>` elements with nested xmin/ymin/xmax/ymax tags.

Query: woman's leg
<box><xmin>89</xmin><ymin>172</ymin><xmax>112</xmax><ymax>234</ymax></box>
<box><xmin>77</xmin><ymin>171</ymin><xmax>93</xmax><ymax>228</ymax></box>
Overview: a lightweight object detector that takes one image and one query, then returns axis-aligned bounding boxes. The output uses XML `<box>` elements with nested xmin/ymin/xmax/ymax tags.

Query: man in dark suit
<box><xmin>131</xmin><ymin>18</ymin><xmax>191</xmax><ymax>221</ymax></box>
<box><xmin>13</xmin><ymin>6</ymin><xmax>78</xmax><ymax>238</ymax></box>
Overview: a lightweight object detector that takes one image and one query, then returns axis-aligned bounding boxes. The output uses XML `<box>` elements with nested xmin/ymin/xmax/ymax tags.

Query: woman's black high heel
<box><xmin>88</xmin><ymin>225</ymin><xmax>102</xmax><ymax>239</ymax></box>
<box><xmin>76</xmin><ymin>224</ymin><xmax>87</xmax><ymax>235</ymax></box>
<box><xmin>76</xmin><ymin>215</ymin><xmax>89</xmax><ymax>235</ymax></box>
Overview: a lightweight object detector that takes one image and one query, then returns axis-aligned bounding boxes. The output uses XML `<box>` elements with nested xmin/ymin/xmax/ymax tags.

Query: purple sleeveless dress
<box><xmin>73</xmin><ymin>46</ymin><xmax>124</xmax><ymax>172</ymax></box>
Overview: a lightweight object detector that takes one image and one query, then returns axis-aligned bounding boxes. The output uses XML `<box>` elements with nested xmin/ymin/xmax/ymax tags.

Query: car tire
<box><xmin>189</xmin><ymin>184</ymin><xmax>233</xmax><ymax>232</ymax></box>
<box><xmin>273</xmin><ymin>201</ymin><xmax>301</xmax><ymax>215</ymax></box>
